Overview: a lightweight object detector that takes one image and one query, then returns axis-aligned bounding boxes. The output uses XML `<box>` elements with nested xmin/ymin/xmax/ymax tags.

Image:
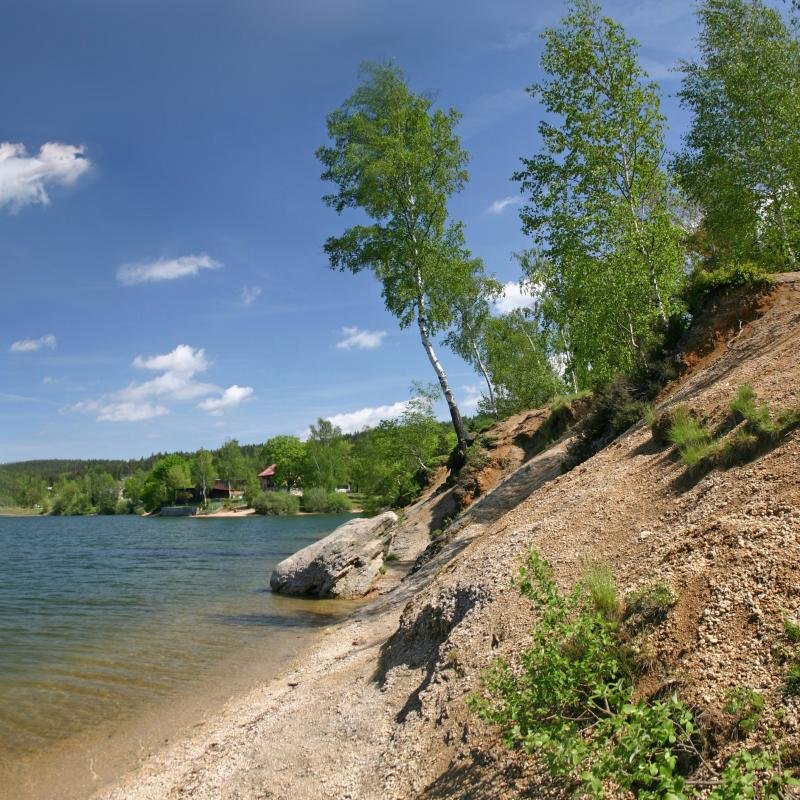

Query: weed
<box><xmin>385</xmin><ymin>552</ymin><xmax>399</xmax><ymax>562</ymax></box>
<box><xmin>625</xmin><ymin>582</ymin><xmax>676</xmax><ymax>628</ymax></box>
<box><xmin>787</xmin><ymin>660</ymin><xmax>800</xmax><ymax>695</ymax></box>
<box><xmin>784</xmin><ymin>617</ymin><xmax>800</xmax><ymax>644</ymax></box>
<box><xmin>723</xmin><ymin>687</ymin><xmax>765</xmax><ymax>736</ymax></box>
<box><xmin>472</xmin><ymin>550</ymin><xmax>798</xmax><ymax>799</ymax></box>
<box><xmin>582</xmin><ymin>562</ymin><xmax>621</xmax><ymax>622</ymax></box>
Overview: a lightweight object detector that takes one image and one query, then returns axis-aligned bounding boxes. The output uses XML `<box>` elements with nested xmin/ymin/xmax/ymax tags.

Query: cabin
<box><xmin>209</xmin><ymin>480</ymin><xmax>243</xmax><ymax>500</ymax></box>
<box><xmin>258</xmin><ymin>464</ymin><xmax>277</xmax><ymax>491</ymax></box>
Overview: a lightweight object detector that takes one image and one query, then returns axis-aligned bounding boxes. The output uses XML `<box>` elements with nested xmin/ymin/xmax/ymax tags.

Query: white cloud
<box><xmin>335</xmin><ymin>326</ymin><xmax>387</xmax><ymax>350</ymax></box>
<box><xmin>486</xmin><ymin>195</ymin><xmax>521</xmax><ymax>215</ymax></box>
<box><xmin>240</xmin><ymin>286</ymin><xmax>262</xmax><ymax>306</ymax></box>
<box><xmin>71</xmin><ymin>344</ymin><xmax>252</xmax><ymax>422</ymax></box>
<box><xmin>0</xmin><ymin>142</ymin><xmax>90</xmax><ymax>211</ymax></box>
<box><xmin>197</xmin><ymin>385</ymin><xmax>254</xmax><ymax>415</ymax></box>
<box><xmin>10</xmin><ymin>334</ymin><xmax>57</xmax><ymax>353</ymax></box>
<box><xmin>461</xmin><ymin>384</ymin><xmax>483</xmax><ymax>412</ymax></box>
<box><xmin>117</xmin><ymin>254</ymin><xmax>222</xmax><ymax>286</ymax></box>
<box><xmin>493</xmin><ymin>281</ymin><xmax>540</xmax><ymax>315</ymax></box>
<box><xmin>324</xmin><ymin>400</ymin><xmax>409</xmax><ymax>434</ymax></box>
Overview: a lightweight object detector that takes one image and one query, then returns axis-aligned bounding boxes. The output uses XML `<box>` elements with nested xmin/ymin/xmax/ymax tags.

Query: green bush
<box><xmin>723</xmin><ymin>687</ymin><xmax>764</xmax><ymax>736</ymax></box>
<box><xmin>668</xmin><ymin>406</ymin><xmax>719</xmax><ymax>467</ymax></box>
<box><xmin>362</xmin><ymin>495</ymin><xmax>392</xmax><ymax>516</ymax></box>
<box><xmin>625</xmin><ymin>582</ymin><xmax>676</xmax><ymax>628</ymax></box>
<box><xmin>471</xmin><ymin>550</ymin><xmax>798</xmax><ymax>799</ymax></box>
<box><xmin>252</xmin><ymin>491</ymin><xmax>300</xmax><ymax>516</ymax></box>
<box><xmin>301</xmin><ymin>487</ymin><xmax>351</xmax><ymax>513</ymax></box>
<box><xmin>784</xmin><ymin>617</ymin><xmax>800</xmax><ymax>645</ymax></box>
<box><xmin>685</xmin><ymin>261</ymin><xmax>772</xmax><ymax>315</ymax></box>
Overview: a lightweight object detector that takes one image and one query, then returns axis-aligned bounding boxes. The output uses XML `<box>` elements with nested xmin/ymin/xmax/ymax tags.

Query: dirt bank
<box><xmin>93</xmin><ymin>275</ymin><xmax>800</xmax><ymax>800</ymax></box>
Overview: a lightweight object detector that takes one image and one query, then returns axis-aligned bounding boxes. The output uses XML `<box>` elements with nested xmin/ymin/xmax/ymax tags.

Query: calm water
<box><xmin>0</xmin><ymin>513</ymin><xmax>353</xmax><ymax>761</ymax></box>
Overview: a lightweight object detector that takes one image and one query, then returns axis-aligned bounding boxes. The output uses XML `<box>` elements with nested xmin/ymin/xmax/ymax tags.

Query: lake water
<box><xmin>0</xmin><ymin>513</ymin><xmax>355</xmax><ymax>795</ymax></box>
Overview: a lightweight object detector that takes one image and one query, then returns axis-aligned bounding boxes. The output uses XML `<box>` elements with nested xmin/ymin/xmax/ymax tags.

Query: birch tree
<box><xmin>515</xmin><ymin>0</ymin><xmax>684</xmax><ymax>384</ymax></box>
<box><xmin>317</xmin><ymin>62</ymin><xmax>490</xmax><ymax>464</ymax></box>
<box><xmin>676</xmin><ymin>0</ymin><xmax>800</xmax><ymax>267</ymax></box>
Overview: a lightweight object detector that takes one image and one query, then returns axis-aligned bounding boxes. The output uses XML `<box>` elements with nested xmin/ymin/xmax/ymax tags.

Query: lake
<box><xmin>0</xmin><ymin>513</ymin><xmax>356</xmax><ymax>797</ymax></box>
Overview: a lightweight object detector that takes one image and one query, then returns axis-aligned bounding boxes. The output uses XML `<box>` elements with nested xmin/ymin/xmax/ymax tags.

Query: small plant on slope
<box><xmin>668</xmin><ymin>406</ymin><xmax>719</xmax><ymax>467</ymax></box>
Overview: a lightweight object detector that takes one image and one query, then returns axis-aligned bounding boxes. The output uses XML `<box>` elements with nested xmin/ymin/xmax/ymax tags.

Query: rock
<box><xmin>270</xmin><ymin>512</ymin><xmax>398</xmax><ymax>598</ymax></box>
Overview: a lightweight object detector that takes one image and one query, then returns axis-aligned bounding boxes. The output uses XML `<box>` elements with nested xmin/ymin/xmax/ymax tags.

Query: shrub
<box><xmin>472</xmin><ymin>550</ymin><xmax>798</xmax><ymax>799</ymax></box>
<box><xmin>668</xmin><ymin>406</ymin><xmax>719</xmax><ymax>467</ymax></box>
<box><xmin>301</xmin><ymin>487</ymin><xmax>351</xmax><ymax>513</ymax></box>
<box><xmin>723</xmin><ymin>687</ymin><xmax>764</xmax><ymax>736</ymax></box>
<box><xmin>685</xmin><ymin>261</ymin><xmax>772</xmax><ymax>316</ymax></box>
<box><xmin>564</xmin><ymin>377</ymin><xmax>650</xmax><ymax>469</ymax></box>
<box><xmin>252</xmin><ymin>491</ymin><xmax>300</xmax><ymax>516</ymax></box>
<box><xmin>362</xmin><ymin>495</ymin><xmax>392</xmax><ymax>516</ymax></box>
<box><xmin>625</xmin><ymin>582</ymin><xmax>676</xmax><ymax>628</ymax></box>
<box><xmin>788</xmin><ymin>660</ymin><xmax>800</xmax><ymax>695</ymax></box>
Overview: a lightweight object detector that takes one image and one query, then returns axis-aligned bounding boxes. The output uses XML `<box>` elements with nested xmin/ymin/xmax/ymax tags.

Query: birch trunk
<box><xmin>471</xmin><ymin>340</ymin><xmax>497</xmax><ymax>417</ymax></box>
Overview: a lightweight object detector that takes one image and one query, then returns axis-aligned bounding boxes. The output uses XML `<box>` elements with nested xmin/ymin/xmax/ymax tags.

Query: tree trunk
<box><xmin>416</xmin><ymin>301</ymin><xmax>469</xmax><ymax>467</ymax></box>
<box><xmin>471</xmin><ymin>340</ymin><xmax>497</xmax><ymax>417</ymax></box>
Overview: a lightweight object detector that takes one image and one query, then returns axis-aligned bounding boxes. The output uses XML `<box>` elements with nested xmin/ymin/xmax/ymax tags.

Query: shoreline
<box><xmin>1</xmin><ymin>597</ymin><xmax>362</xmax><ymax>800</ymax></box>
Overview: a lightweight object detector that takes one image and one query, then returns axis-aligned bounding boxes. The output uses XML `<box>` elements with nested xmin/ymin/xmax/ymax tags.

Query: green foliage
<box><xmin>564</xmin><ymin>378</ymin><xmax>650</xmax><ymax>469</ymax></box>
<box><xmin>50</xmin><ymin>477</ymin><xmax>93</xmax><ymax>516</ymax></box>
<box><xmin>215</xmin><ymin>439</ymin><xmax>247</xmax><ymax>496</ymax></box>
<box><xmin>192</xmin><ymin>450</ymin><xmax>216</xmax><ymax>504</ymax></box>
<box><xmin>723</xmin><ymin>687</ymin><xmax>765</xmax><ymax>735</ymax></box>
<box><xmin>677</xmin><ymin>0</ymin><xmax>800</xmax><ymax>268</ymax></box>
<box><xmin>251</xmin><ymin>492</ymin><xmax>300</xmax><ymax>516</ymax></box>
<box><xmin>317</xmin><ymin>61</ymin><xmax>493</xmax><ymax>454</ymax></box>
<box><xmin>668</xmin><ymin>407</ymin><xmax>720</xmax><ymax>468</ymax></box>
<box><xmin>516</xmin><ymin>0</ymin><xmax>684</xmax><ymax>386</ymax></box>
<box><xmin>582</xmin><ymin>563</ymin><xmax>621</xmax><ymax>622</ymax></box>
<box><xmin>303</xmin><ymin>419</ymin><xmax>350</xmax><ymax>492</ymax></box>
<box><xmin>301</xmin><ymin>487</ymin><xmax>351</xmax><ymax>514</ymax></box>
<box><xmin>260</xmin><ymin>435</ymin><xmax>306</xmax><ymax>490</ymax></box>
<box><xmin>685</xmin><ymin>261</ymin><xmax>772</xmax><ymax>315</ymax></box>
<box><xmin>476</xmin><ymin>310</ymin><xmax>565</xmax><ymax>418</ymax></box>
<box><xmin>141</xmin><ymin>454</ymin><xmax>192</xmax><ymax>512</ymax></box>
<box><xmin>787</xmin><ymin>661</ymin><xmax>800</xmax><ymax>695</ymax></box>
<box><xmin>361</xmin><ymin>495</ymin><xmax>392</xmax><ymax>516</ymax></box>
<box><xmin>472</xmin><ymin>550</ymin><xmax>798</xmax><ymax>798</ymax></box>
<box><xmin>625</xmin><ymin>583</ymin><xmax>676</xmax><ymax>628</ymax></box>
<box><xmin>784</xmin><ymin>617</ymin><xmax>800</xmax><ymax>645</ymax></box>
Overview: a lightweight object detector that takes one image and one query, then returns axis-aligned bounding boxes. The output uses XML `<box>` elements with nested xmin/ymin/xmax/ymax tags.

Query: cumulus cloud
<box><xmin>324</xmin><ymin>400</ymin><xmax>409</xmax><ymax>434</ymax></box>
<box><xmin>197</xmin><ymin>385</ymin><xmax>254</xmax><ymax>415</ymax></box>
<box><xmin>117</xmin><ymin>254</ymin><xmax>222</xmax><ymax>286</ymax></box>
<box><xmin>335</xmin><ymin>326</ymin><xmax>387</xmax><ymax>350</ymax></box>
<box><xmin>71</xmin><ymin>344</ymin><xmax>253</xmax><ymax>422</ymax></box>
<box><xmin>461</xmin><ymin>384</ymin><xmax>484</xmax><ymax>411</ymax></box>
<box><xmin>493</xmin><ymin>281</ymin><xmax>540</xmax><ymax>315</ymax></box>
<box><xmin>486</xmin><ymin>195</ymin><xmax>521</xmax><ymax>215</ymax></box>
<box><xmin>240</xmin><ymin>286</ymin><xmax>262</xmax><ymax>306</ymax></box>
<box><xmin>0</xmin><ymin>142</ymin><xmax>90</xmax><ymax>211</ymax></box>
<box><xmin>10</xmin><ymin>334</ymin><xmax>57</xmax><ymax>353</ymax></box>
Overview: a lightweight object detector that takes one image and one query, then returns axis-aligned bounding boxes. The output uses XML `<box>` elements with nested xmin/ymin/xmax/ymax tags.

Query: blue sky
<box><xmin>0</xmin><ymin>0</ymin><xmax>699</xmax><ymax>461</ymax></box>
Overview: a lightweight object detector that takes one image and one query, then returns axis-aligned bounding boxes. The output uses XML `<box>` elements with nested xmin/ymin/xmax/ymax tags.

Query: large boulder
<box><xmin>270</xmin><ymin>511</ymin><xmax>398</xmax><ymax>598</ymax></box>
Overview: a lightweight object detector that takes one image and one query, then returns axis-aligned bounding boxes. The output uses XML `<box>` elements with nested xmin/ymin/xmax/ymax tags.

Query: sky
<box><xmin>0</xmin><ymin>0</ymin><xmax>701</xmax><ymax>462</ymax></box>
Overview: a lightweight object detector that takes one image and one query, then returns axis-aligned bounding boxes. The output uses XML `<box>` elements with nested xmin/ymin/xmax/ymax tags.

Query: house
<box><xmin>209</xmin><ymin>480</ymin><xmax>243</xmax><ymax>500</ymax></box>
<box><xmin>258</xmin><ymin>464</ymin><xmax>277</xmax><ymax>491</ymax></box>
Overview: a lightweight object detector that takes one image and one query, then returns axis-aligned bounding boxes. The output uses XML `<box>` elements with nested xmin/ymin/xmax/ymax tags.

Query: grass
<box><xmin>723</xmin><ymin>687</ymin><xmax>765</xmax><ymax>736</ymax></box>
<box><xmin>385</xmin><ymin>552</ymin><xmax>399</xmax><ymax>562</ymax></box>
<box><xmin>661</xmin><ymin>385</ymin><xmax>800</xmax><ymax>474</ymax></box>
<box><xmin>625</xmin><ymin>582</ymin><xmax>676</xmax><ymax>628</ymax></box>
<box><xmin>784</xmin><ymin>617</ymin><xmax>800</xmax><ymax>644</ymax></box>
<box><xmin>582</xmin><ymin>562</ymin><xmax>621</xmax><ymax>621</ymax></box>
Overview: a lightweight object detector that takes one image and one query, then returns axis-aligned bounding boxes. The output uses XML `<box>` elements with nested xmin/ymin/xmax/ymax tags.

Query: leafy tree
<box><xmin>85</xmin><ymin>469</ymin><xmax>119</xmax><ymax>515</ymax></box>
<box><xmin>215</xmin><ymin>439</ymin><xmax>247</xmax><ymax>498</ymax></box>
<box><xmin>479</xmin><ymin>311</ymin><xmax>565</xmax><ymax>417</ymax></box>
<box><xmin>676</xmin><ymin>0</ymin><xmax>800</xmax><ymax>267</ymax></box>
<box><xmin>122</xmin><ymin>470</ymin><xmax>147</xmax><ymax>512</ymax></box>
<box><xmin>317</xmin><ymin>62</ymin><xmax>492</xmax><ymax>464</ymax></box>
<box><xmin>303</xmin><ymin>419</ymin><xmax>350</xmax><ymax>491</ymax></box>
<box><xmin>141</xmin><ymin>454</ymin><xmax>191</xmax><ymax>511</ymax></box>
<box><xmin>15</xmin><ymin>475</ymin><xmax>47</xmax><ymax>508</ymax></box>
<box><xmin>51</xmin><ymin>478</ymin><xmax>92</xmax><ymax>516</ymax></box>
<box><xmin>192</xmin><ymin>449</ymin><xmax>216</xmax><ymax>506</ymax></box>
<box><xmin>515</xmin><ymin>0</ymin><xmax>685</xmax><ymax>385</ymax></box>
<box><xmin>444</xmin><ymin>276</ymin><xmax>502</xmax><ymax>417</ymax></box>
<box><xmin>260</xmin><ymin>435</ymin><xmax>306</xmax><ymax>489</ymax></box>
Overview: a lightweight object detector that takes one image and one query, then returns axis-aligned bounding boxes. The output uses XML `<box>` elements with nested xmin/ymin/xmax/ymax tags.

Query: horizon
<box><xmin>1</xmin><ymin>0</ymin><xmax>700</xmax><ymax>461</ymax></box>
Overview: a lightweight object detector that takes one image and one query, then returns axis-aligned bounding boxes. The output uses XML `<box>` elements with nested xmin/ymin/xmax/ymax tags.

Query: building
<box><xmin>258</xmin><ymin>464</ymin><xmax>277</xmax><ymax>491</ymax></box>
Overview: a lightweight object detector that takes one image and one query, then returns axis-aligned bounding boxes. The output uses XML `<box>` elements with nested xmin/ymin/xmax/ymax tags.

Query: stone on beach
<box><xmin>269</xmin><ymin>511</ymin><xmax>398</xmax><ymax>598</ymax></box>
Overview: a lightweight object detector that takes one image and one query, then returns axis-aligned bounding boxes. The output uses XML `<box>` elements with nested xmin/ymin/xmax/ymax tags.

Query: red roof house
<box><xmin>258</xmin><ymin>464</ymin><xmax>277</xmax><ymax>491</ymax></box>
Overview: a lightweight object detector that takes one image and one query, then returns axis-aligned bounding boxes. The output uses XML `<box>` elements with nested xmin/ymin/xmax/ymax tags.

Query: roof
<box><xmin>258</xmin><ymin>464</ymin><xmax>277</xmax><ymax>477</ymax></box>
